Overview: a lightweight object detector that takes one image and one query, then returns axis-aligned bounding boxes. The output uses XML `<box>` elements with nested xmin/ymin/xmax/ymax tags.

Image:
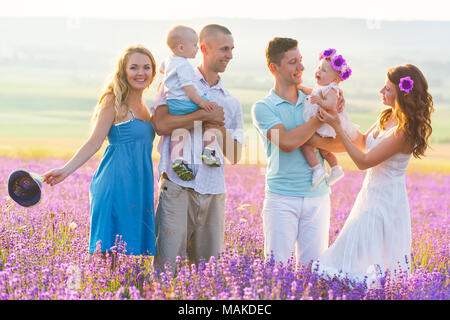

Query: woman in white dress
<box><xmin>313</xmin><ymin>64</ymin><xmax>434</xmax><ymax>287</ymax></box>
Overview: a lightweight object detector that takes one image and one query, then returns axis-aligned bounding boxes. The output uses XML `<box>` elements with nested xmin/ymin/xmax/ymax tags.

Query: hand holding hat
<box><xmin>42</xmin><ymin>167</ymin><xmax>70</xmax><ymax>186</ymax></box>
<box><xmin>8</xmin><ymin>169</ymin><xmax>44</xmax><ymax>207</ymax></box>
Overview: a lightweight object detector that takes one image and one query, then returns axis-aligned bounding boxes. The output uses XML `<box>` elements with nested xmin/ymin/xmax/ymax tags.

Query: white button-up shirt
<box><xmin>151</xmin><ymin>67</ymin><xmax>245</xmax><ymax>195</ymax></box>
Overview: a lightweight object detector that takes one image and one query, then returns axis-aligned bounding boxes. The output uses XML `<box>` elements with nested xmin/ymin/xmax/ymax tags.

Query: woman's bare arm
<box><xmin>44</xmin><ymin>96</ymin><xmax>116</xmax><ymax>185</ymax></box>
<box><xmin>319</xmin><ymin>108</ymin><xmax>409</xmax><ymax>170</ymax></box>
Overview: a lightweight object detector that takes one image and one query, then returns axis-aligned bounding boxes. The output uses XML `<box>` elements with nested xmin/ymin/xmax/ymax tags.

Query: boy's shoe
<box><xmin>312</xmin><ymin>165</ymin><xmax>327</xmax><ymax>187</ymax></box>
<box><xmin>172</xmin><ymin>159</ymin><xmax>195</xmax><ymax>181</ymax></box>
<box><xmin>327</xmin><ymin>165</ymin><xmax>344</xmax><ymax>186</ymax></box>
<box><xmin>201</xmin><ymin>148</ymin><xmax>221</xmax><ymax>167</ymax></box>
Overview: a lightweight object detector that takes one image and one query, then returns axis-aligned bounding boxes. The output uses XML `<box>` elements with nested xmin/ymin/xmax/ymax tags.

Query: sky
<box><xmin>0</xmin><ymin>0</ymin><xmax>448</xmax><ymax>21</ymax></box>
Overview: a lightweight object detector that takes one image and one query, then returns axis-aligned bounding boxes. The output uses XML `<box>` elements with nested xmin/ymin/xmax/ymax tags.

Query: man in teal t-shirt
<box><xmin>252</xmin><ymin>37</ymin><xmax>345</xmax><ymax>266</ymax></box>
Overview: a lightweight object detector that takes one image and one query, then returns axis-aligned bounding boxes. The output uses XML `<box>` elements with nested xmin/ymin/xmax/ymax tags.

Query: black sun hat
<box><xmin>8</xmin><ymin>169</ymin><xmax>44</xmax><ymax>207</ymax></box>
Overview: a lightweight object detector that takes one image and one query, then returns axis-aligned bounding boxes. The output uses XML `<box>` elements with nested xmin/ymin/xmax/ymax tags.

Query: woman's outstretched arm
<box><xmin>318</xmin><ymin>108</ymin><xmax>409</xmax><ymax>170</ymax></box>
<box><xmin>43</xmin><ymin>96</ymin><xmax>115</xmax><ymax>186</ymax></box>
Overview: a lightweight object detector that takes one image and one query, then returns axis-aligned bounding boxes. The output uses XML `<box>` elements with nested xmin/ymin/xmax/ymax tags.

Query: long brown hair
<box><xmin>378</xmin><ymin>64</ymin><xmax>434</xmax><ymax>158</ymax></box>
<box><xmin>91</xmin><ymin>45</ymin><xmax>156</xmax><ymax>126</ymax></box>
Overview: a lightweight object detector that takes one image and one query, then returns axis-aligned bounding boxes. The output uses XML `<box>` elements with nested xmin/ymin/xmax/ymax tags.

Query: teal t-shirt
<box><xmin>251</xmin><ymin>89</ymin><xmax>330</xmax><ymax>197</ymax></box>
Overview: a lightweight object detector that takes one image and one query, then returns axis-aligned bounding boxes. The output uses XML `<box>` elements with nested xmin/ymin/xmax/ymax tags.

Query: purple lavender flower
<box><xmin>340</xmin><ymin>67</ymin><xmax>352</xmax><ymax>81</ymax></box>
<box><xmin>331</xmin><ymin>55</ymin><xmax>346</xmax><ymax>71</ymax></box>
<box><xmin>399</xmin><ymin>76</ymin><xmax>414</xmax><ymax>93</ymax></box>
<box><xmin>0</xmin><ymin>157</ymin><xmax>448</xmax><ymax>300</ymax></box>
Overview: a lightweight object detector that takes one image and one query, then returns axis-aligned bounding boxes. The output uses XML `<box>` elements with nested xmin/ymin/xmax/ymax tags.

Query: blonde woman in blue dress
<box><xmin>43</xmin><ymin>45</ymin><xmax>157</xmax><ymax>264</ymax></box>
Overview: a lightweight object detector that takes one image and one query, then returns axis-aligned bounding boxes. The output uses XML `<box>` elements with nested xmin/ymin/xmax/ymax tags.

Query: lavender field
<box><xmin>0</xmin><ymin>157</ymin><xmax>448</xmax><ymax>300</ymax></box>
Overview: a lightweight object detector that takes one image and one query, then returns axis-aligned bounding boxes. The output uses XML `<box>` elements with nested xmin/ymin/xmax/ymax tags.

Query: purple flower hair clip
<box><xmin>399</xmin><ymin>76</ymin><xmax>414</xmax><ymax>94</ymax></box>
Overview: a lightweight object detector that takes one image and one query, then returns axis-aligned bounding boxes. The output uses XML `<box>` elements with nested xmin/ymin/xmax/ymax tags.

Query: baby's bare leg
<box><xmin>319</xmin><ymin>148</ymin><xmax>338</xmax><ymax>167</ymax></box>
<box><xmin>300</xmin><ymin>144</ymin><xmax>320</xmax><ymax>167</ymax></box>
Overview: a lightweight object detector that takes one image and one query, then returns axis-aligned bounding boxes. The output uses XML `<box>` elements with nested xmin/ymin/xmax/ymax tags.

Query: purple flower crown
<box><xmin>319</xmin><ymin>48</ymin><xmax>352</xmax><ymax>81</ymax></box>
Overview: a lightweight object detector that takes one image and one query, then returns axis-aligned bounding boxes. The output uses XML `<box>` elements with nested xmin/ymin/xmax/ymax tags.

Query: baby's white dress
<box><xmin>303</xmin><ymin>82</ymin><xmax>359</xmax><ymax>140</ymax></box>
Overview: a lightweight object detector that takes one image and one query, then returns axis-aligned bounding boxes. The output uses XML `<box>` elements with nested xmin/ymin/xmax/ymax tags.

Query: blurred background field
<box><xmin>1</xmin><ymin>17</ymin><xmax>449</xmax><ymax>172</ymax></box>
<box><xmin>0</xmin><ymin>77</ymin><xmax>448</xmax><ymax>173</ymax></box>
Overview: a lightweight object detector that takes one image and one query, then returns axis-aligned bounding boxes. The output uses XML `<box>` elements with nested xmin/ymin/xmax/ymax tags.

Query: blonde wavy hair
<box><xmin>91</xmin><ymin>45</ymin><xmax>156</xmax><ymax>127</ymax></box>
<box><xmin>378</xmin><ymin>64</ymin><xmax>434</xmax><ymax>158</ymax></box>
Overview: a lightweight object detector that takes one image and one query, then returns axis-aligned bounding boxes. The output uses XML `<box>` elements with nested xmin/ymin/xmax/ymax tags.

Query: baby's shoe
<box><xmin>327</xmin><ymin>165</ymin><xmax>344</xmax><ymax>186</ymax></box>
<box><xmin>201</xmin><ymin>148</ymin><xmax>221</xmax><ymax>167</ymax></box>
<box><xmin>172</xmin><ymin>159</ymin><xmax>195</xmax><ymax>181</ymax></box>
<box><xmin>312</xmin><ymin>164</ymin><xmax>326</xmax><ymax>187</ymax></box>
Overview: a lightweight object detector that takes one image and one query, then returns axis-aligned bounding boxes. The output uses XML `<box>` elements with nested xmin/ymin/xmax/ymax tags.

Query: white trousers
<box><xmin>262</xmin><ymin>192</ymin><xmax>330</xmax><ymax>266</ymax></box>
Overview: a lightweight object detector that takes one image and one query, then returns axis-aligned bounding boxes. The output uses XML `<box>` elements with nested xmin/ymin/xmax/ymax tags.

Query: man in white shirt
<box><xmin>151</xmin><ymin>24</ymin><xmax>245</xmax><ymax>273</ymax></box>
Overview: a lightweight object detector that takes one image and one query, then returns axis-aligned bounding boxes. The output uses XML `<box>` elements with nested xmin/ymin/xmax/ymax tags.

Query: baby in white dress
<box><xmin>302</xmin><ymin>49</ymin><xmax>358</xmax><ymax>187</ymax></box>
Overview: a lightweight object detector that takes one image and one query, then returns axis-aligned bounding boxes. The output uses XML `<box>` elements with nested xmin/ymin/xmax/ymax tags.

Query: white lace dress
<box><xmin>312</xmin><ymin>125</ymin><xmax>412</xmax><ymax>287</ymax></box>
<box><xmin>303</xmin><ymin>82</ymin><xmax>359</xmax><ymax>140</ymax></box>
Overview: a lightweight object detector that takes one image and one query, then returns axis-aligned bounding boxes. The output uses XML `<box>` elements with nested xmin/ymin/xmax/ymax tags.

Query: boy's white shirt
<box><xmin>159</xmin><ymin>55</ymin><xmax>199</xmax><ymax>101</ymax></box>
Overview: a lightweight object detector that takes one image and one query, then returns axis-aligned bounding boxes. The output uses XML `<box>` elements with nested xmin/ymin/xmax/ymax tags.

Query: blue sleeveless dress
<box><xmin>88</xmin><ymin>111</ymin><xmax>155</xmax><ymax>255</ymax></box>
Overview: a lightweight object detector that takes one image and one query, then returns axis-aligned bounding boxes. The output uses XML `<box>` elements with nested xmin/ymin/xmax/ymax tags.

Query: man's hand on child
<box><xmin>199</xmin><ymin>100</ymin><xmax>218</xmax><ymax>112</ymax></box>
<box><xmin>203</xmin><ymin>104</ymin><xmax>225</xmax><ymax>126</ymax></box>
